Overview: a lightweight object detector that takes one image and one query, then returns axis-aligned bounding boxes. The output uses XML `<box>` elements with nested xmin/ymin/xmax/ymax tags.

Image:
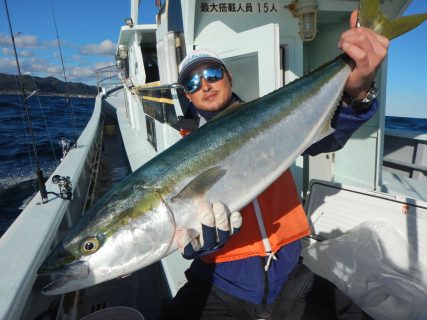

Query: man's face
<box><xmin>184</xmin><ymin>63</ymin><xmax>233</xmax><ymax>112</ymax></box>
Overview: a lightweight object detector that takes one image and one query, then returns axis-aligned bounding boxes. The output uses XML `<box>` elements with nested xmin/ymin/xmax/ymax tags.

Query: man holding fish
<box><xmin>39</xmin><ymin>0</ymin><xmax>427</xmax><ymax>318</ymax></box>
<box><xmin>162</xmin><ymin>10</ymin><xmax>386</xmax><ymax>320</ymax></box>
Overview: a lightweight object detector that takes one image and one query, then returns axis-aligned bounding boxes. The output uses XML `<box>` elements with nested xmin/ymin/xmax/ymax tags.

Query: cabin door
<box><xmin>196</xmin><ymin>23</ymin><xmax>281</xmax><ymax>101</ymax></box>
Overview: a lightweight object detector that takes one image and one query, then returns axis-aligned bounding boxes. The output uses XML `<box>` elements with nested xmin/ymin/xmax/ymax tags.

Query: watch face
<box><xmin>368</xmin><ymin>84</ymin><xmax>379</xmax><ymax>100</ymax></box>
<box><xmin>341</xmin><ymin>83</ymin><xmax>378</xmax><ymax>110</ymax></box>
<box><xmin>354</xmin><ymin>83</ymin><xmax>378</xmax><ymax>110</ymax></box>
<box><xmin>362</xmin><ymin>84</ymin><xmax>378</xmax><ymax>102</ymax></box>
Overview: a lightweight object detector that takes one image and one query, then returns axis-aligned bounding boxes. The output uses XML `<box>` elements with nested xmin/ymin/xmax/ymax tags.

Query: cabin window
<box><xmin>142</xmin><ymin>95</ymin><xmax>165</xmax><ymax>123</ymax></box>
<box><xmin>146</xmin><ymin>116</ymin><xmax>157</xmax><ymax>151</ymax></box>
<box><xmin>141</xmin><ymin>47</ymin><xmax>160</xmax><ymax>83</ymax></box>
<box><xmin>163</xmin><ymin>97</ymin><xmax>178</xmax><ymax>125</ymax></box>
<box><xmin>140</xmin><ymin>87</ymin><xmax>184</xmax><ymax>126</ymax></box>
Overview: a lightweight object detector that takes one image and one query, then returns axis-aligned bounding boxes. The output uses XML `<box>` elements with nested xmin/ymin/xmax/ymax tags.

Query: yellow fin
<box><xmin>359</xmin><ymin>0</ymin><xmax>427</xmax><ymax>40</ymax></box>
<box><xmin>314</xmin><ymin>101</ymin><xmax>338</xmax><ymax>143</ymax></box>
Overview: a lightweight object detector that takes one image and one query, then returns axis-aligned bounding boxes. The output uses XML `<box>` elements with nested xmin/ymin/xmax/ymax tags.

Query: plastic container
<box><xmin>80</xmin><ymin>306</ymin><xmax>145</xmax><ymax>320</ymax></box>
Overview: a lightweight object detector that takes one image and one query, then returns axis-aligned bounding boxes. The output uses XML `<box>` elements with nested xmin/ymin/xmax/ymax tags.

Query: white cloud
<box><xmin>1</xmin><ymin>48</ymin><xmax>11</xmax><ymax>55</ymax></box>
<box><xmin>94</xmin><ymin>61</ymin><xmax>114</xmax><ymax>70</ymax></box>
<box><xmin>1</xmin><ymin>51</ymin><xmax>115</xmax><ymax>82</ymax></box>
<box><xmin>0</xmin><ymin>57</ymin><xmax>18</xmax><ymax>74</ymax></box>
<box><xmin>15</xmin><ymin>34</ymin><xmax>40</xmax><ymax>48</ymax></box>
<box><xmin>0</xmin><ymin>56</ymin><xmax>49</xmax><ymax>75</ymax></box>
<box><xmin>72</xmin><ymin>54</ymin><xmax>82</xmax><ymax>61</ymax></box>
<box><xmin>67</xmin><ymin>66</ymin><xmax>95</xmax><ymax>79</ymax></box>
<box><xmin>2</xmin><ymin>47</ymin><xmax>34</xmax><ymax>57</ymax></box>
<box><xmin>80</xmin><ymin>39</ymin><xmax>115</xmax><ymax>56</ymax></box>
<box><xmin>19</xmin><ymin>50</ymin><xmax>35</xmax><ymax>57</ymax></box>
<box><xmin>0</xmin><ymin>33</ymin><xmax>45</xmax><ymax>49</ymax></box>
<box><xmin>0</xmin><ymin>34</ymin><xmax>117</xmax><ymax>84</ymax></box>
<box><xmin>0</xmin><ymin>33</ymin><xmax>14</xmax><ymax>46</ymax></box>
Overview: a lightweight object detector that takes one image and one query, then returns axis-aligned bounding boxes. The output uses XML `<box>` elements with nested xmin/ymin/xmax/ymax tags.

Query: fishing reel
<box><xmin>52</xmin><ymin>175</ymin><xmax>72</xmax><ymax>200</ymax></box>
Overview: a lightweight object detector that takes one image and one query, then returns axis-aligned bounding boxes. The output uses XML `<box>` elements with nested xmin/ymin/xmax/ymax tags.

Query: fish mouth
<box><xmin>39</xmin><ymin>260</ymin><xmax>90</xmax><ymax>295</ymax></box>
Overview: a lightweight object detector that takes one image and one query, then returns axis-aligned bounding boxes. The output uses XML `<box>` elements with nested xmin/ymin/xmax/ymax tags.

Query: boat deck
<box><xmin>74</xmin><ymin>93</ymin><xmax>170</xmax><ymax>319</ymax></box>
<box><xmin>382</xmin><ymin>129</ymin><xmax>427</xmax><ymax>202</ymax></box>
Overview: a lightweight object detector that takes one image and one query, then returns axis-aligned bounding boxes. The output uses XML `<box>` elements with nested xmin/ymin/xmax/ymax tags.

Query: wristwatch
<box><xmin>342</xmin><ymin>82</ymin><xmax>378</xmax><ymax>111</ymax></box>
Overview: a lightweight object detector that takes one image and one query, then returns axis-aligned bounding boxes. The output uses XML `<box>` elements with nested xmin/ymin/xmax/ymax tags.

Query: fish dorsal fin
<box><xmin>359</xmin><ymin>0</ymin><xmax>427</xmax><ymax>40</ymax></box>
<box><xmin>171</xmin><ymin>166</ymin><xmax>227</xmax><ymax>202</ymax></box>
<box><xmin>211</xmin><ymin>102</ymin><xmax>244</xmax><ymax>121</ymax></box>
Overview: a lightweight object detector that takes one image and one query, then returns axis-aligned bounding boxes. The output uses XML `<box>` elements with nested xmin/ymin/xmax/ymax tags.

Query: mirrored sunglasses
<box><xmin>183</xmin><ymin>66</ymin><xmax>225</xmax><ymax>94</ymax></box>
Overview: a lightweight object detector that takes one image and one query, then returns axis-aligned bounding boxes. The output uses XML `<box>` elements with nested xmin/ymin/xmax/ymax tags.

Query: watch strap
<box><xmin>342</xmin><ymin>82</ymin><xmax>378</xmax><ymax>111</ymax></box>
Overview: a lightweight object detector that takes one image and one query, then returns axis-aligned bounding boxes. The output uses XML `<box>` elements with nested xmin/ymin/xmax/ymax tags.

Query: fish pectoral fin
<box><xmin>171</xmin><ymin>166</ymin><xmax>227</xmax><ymax>202</ymax></box>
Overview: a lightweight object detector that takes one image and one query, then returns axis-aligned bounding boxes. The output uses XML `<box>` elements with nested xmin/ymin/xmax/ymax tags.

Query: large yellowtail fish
<box><xmin>39</xmin><ymin>0</ymin><xmax>427</xmax><ymax>295</ymax></box>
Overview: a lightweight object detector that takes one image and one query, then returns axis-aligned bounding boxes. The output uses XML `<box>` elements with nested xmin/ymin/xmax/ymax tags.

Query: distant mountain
<box><xmin>0</xmin><ymin>73</ymin><xmax>97</xmax><ymax>97</ymax></box>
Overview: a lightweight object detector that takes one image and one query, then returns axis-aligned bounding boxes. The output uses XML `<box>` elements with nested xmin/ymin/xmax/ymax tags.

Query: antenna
<box><xmin>3</xmin><ymin>0</ymin><xmax>48</xmax><ymax>203</ymax></box>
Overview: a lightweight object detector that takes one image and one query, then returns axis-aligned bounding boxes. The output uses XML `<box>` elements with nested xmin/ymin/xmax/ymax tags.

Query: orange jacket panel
<box><xmin>202</xmin><ymin>169</ymin><xmax>310</xmax><ymax>263</ymax></box>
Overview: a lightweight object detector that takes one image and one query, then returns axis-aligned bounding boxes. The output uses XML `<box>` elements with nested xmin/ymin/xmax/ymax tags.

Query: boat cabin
<box><xmin>114</xmin><ymin>0</ymin><xmax>426</xmax><ymax>199</ymax></box>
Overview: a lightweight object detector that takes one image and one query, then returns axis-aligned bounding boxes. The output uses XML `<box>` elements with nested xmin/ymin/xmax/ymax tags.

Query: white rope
<box><xmin>252</xmin><ymin>198</ymin><xmax>277</xmax><ymax>271</ymax></box>
<box><xmin>265</xmin><ymin>251</ymin><xmax>278</xmax><ymax>271</ymax></box>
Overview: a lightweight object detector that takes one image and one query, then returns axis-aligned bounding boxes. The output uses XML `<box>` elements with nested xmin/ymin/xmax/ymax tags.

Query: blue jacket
<box><xmin>185</xmin><ymin>94</ymin><xmax>379</xmax><ymax>305</ymax></box>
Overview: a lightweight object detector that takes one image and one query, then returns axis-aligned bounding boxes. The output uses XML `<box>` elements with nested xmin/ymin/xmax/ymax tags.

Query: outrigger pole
<box><xmin>3</xmin><ymin>0</ymin><xmax>48</xmax><ymax>204</ymax></box>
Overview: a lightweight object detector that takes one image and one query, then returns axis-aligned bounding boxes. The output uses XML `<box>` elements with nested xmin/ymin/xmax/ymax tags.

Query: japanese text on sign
<box><xmin>200</xmin><ymin>2</ymin><xmax>286</xmax><ymax>13</ymax></box>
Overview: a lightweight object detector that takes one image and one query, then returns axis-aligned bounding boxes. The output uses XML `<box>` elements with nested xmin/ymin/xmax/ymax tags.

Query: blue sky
<box><xmin>386</xmin><ymin>1</ymin><xmax>427</xmax><ymax>118</ymax></box>
<box><xmin>0</xmin><ymin>0</ymin><xmax>425</xmax><ymax>118</ymax></box>
<box><xmin>0</xmin><ymin>0</ymin><xmax>158</xmax><ymax>82</ymax></box>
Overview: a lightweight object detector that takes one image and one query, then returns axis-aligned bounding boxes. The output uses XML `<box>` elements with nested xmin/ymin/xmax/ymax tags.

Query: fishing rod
<box><xmin>29</xmin><ymin>75</ymin><xmax>59</xmax><ymax>164</ymax></box>
<box><xmin>3</xmin><ymin>0</ymin><xmax>48</xmax><ymax>203</ymax></box>
<box><xmin>49</xmin><ymin>0</ymin><xmax>78</xmax><ymax>147</ymax></box>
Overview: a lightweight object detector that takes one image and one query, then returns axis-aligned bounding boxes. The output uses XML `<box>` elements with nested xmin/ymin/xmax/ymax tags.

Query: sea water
<box><xmin>0</xmin><ymin>94</ymin><xmax>94</xmax><ymax>235</ymax></box>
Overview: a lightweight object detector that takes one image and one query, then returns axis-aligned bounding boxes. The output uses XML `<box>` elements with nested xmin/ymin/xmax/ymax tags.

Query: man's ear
<box><xmin>185</xmin><ymin>92</ymin><xmax>191</xmax><ymax>101</ymax></box>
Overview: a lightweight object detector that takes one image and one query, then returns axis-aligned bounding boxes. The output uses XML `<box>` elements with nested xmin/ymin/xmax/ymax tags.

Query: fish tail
<box><xmin>359</xmin><ymin>0</ymin><xmax>427</xmax><ymax>40</ymax></box>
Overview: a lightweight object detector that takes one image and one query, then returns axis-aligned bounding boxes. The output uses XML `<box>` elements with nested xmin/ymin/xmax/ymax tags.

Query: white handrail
<box><xmin>0</xmin><ymin>94</ymin><xmax>103</xmax><ymax>320</ymax></box>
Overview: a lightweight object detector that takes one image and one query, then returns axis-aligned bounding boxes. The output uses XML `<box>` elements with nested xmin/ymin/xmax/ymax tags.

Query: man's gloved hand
<box><xmin>176</xmin><ymin>202</ymin><xmax>242</xmax><ymax>259</ymax></box>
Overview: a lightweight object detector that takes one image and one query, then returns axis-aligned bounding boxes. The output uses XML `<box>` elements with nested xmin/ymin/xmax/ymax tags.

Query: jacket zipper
<box><xmin>253</xmin><ymin>198</ymin><xmax>277</xmax><ymax>307</ymax></box>
<box><xmin>261</xmin><ymin>256</ymin><xmax>269</xmax><ymax>306</ymax></box>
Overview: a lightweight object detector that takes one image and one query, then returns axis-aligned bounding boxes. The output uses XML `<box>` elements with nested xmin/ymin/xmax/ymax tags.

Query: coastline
<box><xmin>0</xmin><ymin>91</ymin><xmax>96</xmax><ymax>99</ymax></box>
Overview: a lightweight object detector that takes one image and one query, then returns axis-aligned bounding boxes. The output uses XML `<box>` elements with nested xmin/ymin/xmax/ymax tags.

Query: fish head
<box><xmin>39</xmin><ymin>189</ymin><xmax>176</xmax><ymax>295</ymax></box>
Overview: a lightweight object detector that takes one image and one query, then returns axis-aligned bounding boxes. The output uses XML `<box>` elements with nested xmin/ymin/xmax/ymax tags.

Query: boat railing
<box><xmin>0</xmin><ymin>95</ymin><xmax>104</xmax><ymax>320</ymax></box>
<box><xmin>135</xmin><ymin>83</ymin><xmax>183</xmax><ymax>91</ymax></box>
<box><xmin>385</xmin><ymin>128</ymin><xmax>427</xmax><ymax>142</ymax></box>
<box><xmin>383</xmin><ymin>128</ymin><xmax>427</xmax><ymax>179</ymax></box>
<box><xmin>134</xmin><ymin>82</ymin><xmax>189</xmax><ymax>128</ymax></box>
<box><xmin>96</xmin><ymin>65</ymin><xmax>122</xmax><ymax>93</ymax></box>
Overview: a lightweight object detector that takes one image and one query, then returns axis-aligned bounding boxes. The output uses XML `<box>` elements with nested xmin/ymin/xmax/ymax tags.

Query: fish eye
<box><xmin>81</xmin><ymin>237</ymin><xmax>100</xmax><ymax>254</ymax></box>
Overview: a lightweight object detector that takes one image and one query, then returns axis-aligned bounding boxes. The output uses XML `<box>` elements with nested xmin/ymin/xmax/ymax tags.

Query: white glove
<box><xmin>176</xmin><ymin>202</ymin><xmax>242</xmax><ymax>259</ymax></box>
